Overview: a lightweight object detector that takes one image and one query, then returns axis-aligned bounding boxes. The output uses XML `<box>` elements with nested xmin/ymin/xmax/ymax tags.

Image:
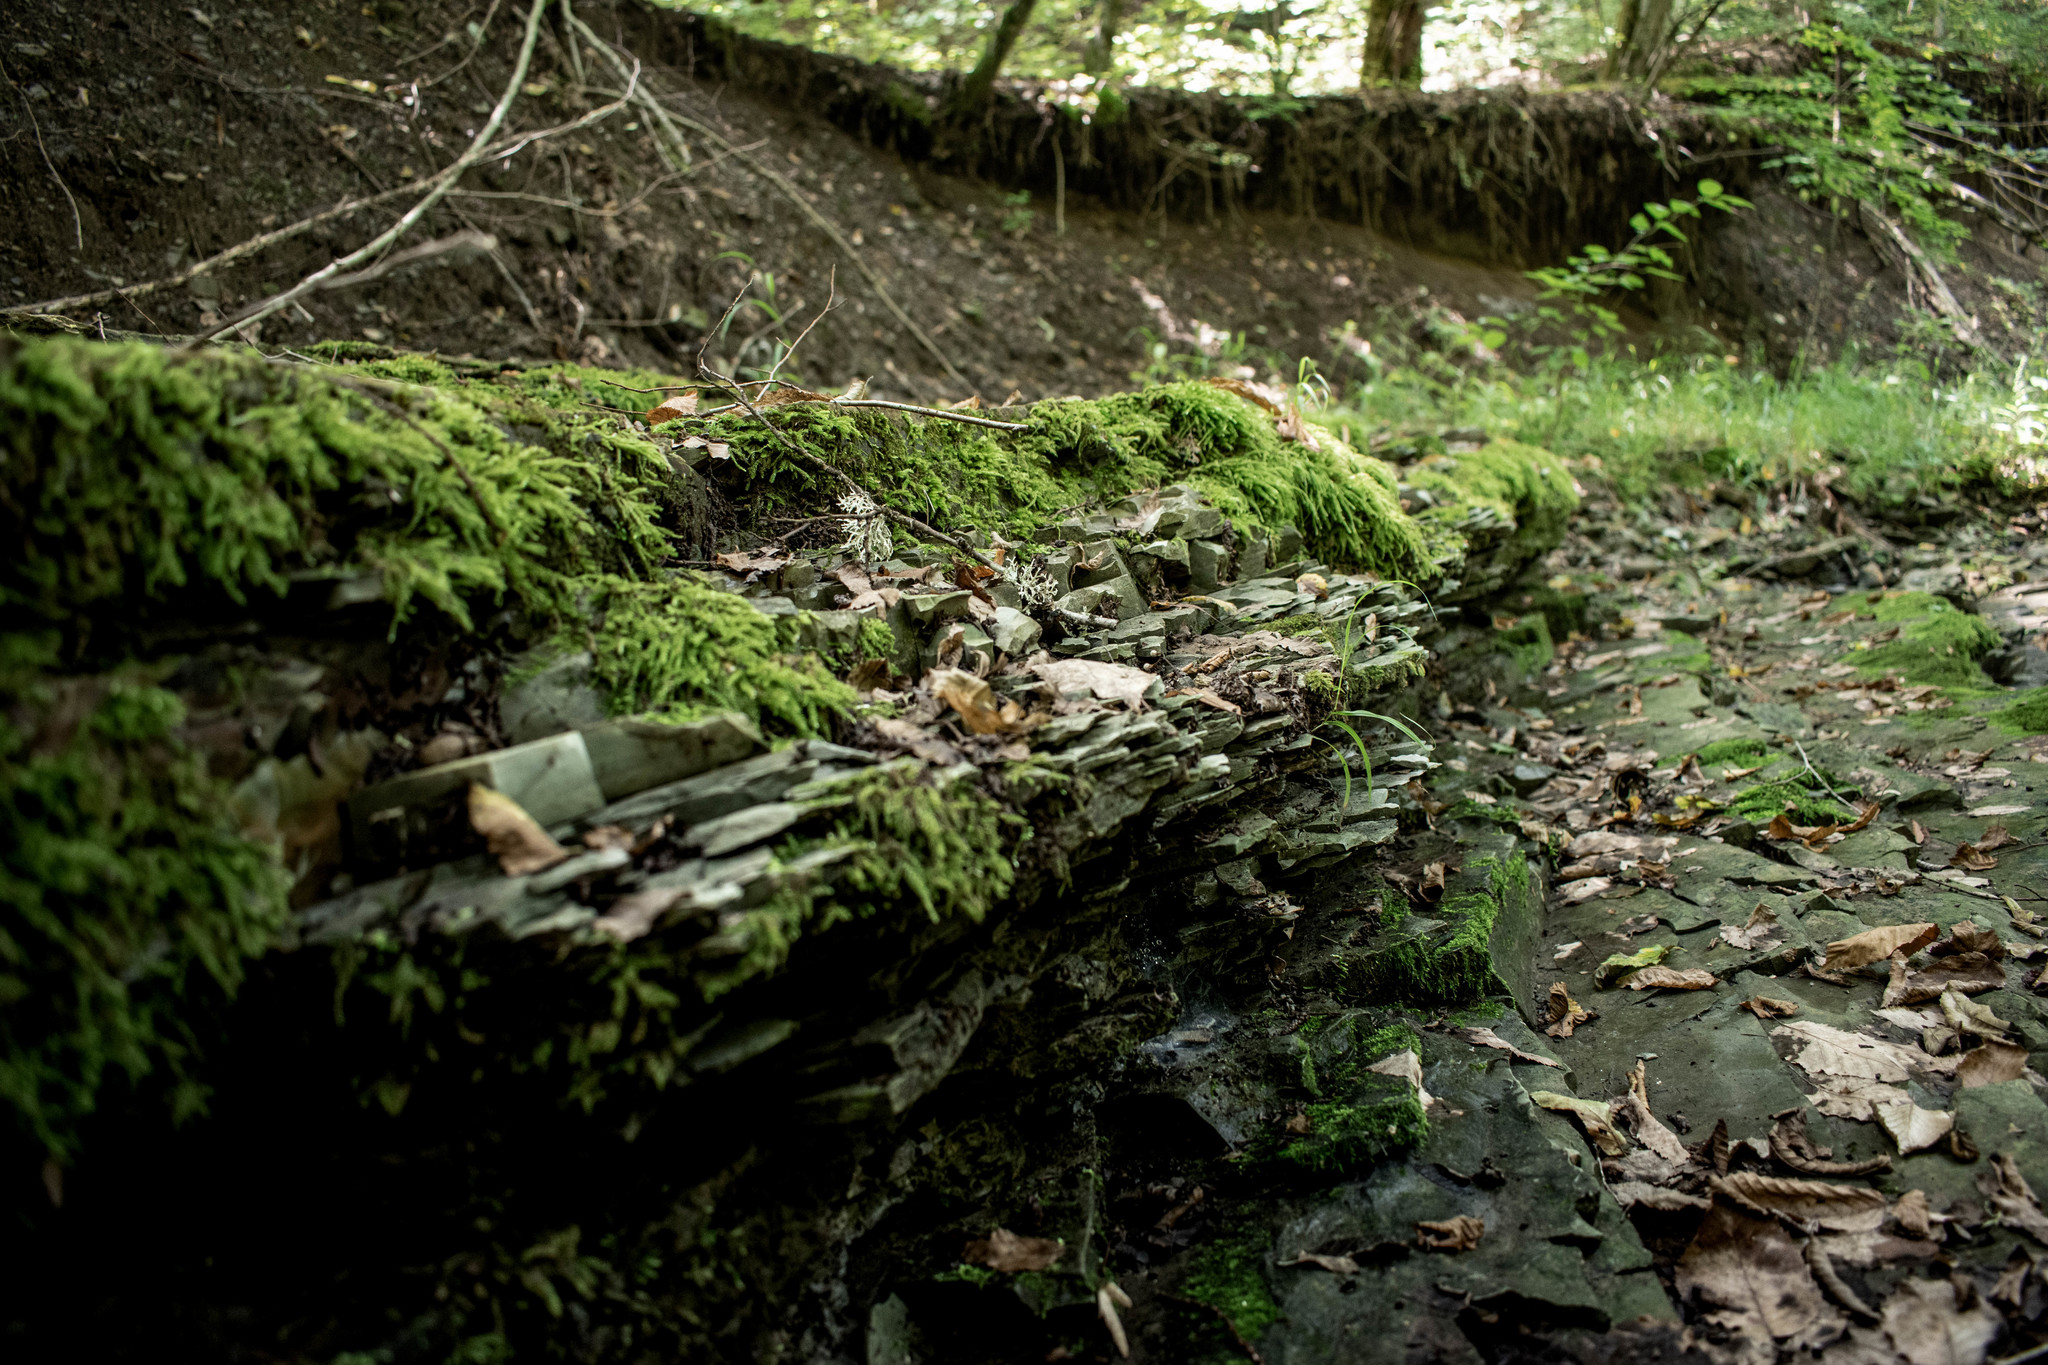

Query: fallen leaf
<box><xmin>1595</xmin><ymin>943</ymin><xmax>1673</xmax><ymax>987</ymax></box>
<box><xmin>1875</xmin><ymin>1095</ymin><xmax>1955</xmax><ymax>1154</ymax></box>
<box><xmin>1719</xmin><ymin>902</ymin><xmax>1784</xmax><ymax>951</ymax></box>
<box><xmin>1283</xmin><ymin>1250</ymin><xmax>1359</xmax><ymax>1275</ymax></box>
<box><xmin>1968</xmin><ymin>804</ymin><xmax>2032</xmax><ymax>817</ymax></box>
<box><xmin>1554</xmin><ymin>940</ymin><xmax>1584</xmax><ymax>961</ymax></box>
<box><xmin>1887</xmin><ymin>952</ymin><xmax>2007</xmax><ymax>1005</ymax></box>
<box><xmin>1296</xmin><ymin>572</ymin><xmax>1329</xmax><ymax>600</ymax></box>
<box><xmin>1452</xmin><ymin>1026</ymin><xmax>1563</xmax><ymax>1067</ymax></box>
<box><xmin>1950</xmin><ymin>843</ymin><xmax>2000</xmax><ymax>872</ymax></box>
<box><xmin>1713</xmin><ymin>1173</ymin><xmax>1888</xmax><ymax>1232</ymax></box>
<box><xmin>1419</xmin><ymin>860</ymin><xmax>1447</xmax><ymax>904</ymax></box>
<box><xmin>1168</xmin><ymin>687</ymin><xmax>1241</xmax><ymax>715</ymax></box>
<box><xmin>1875</xmin><ymin>1277</ymin><xmax>2002</xmax><ymax>1365</ymax></box>
<box><xmin>1675</xmin><ymin>1202</ymin><xmax>1841</xmax><ymax>1352</ymax></box>
<box><xmin>712</xmin><ymin>547</ymin><xmax>792</xmax><ymax>578</ymax></box>
<box><xmin>1956</xmin><ymin>1041</ymin><xmax>2031</xmax><ymax>1088</ymax></box>
<box><xmin>646</xmin><ymin>389</ymin><xmax>698</xmax><ymax>424</ymax></box>
<box><xmin>1821</xmin><ymin>922</ymin><xmax>1938</xmax><ymax>973</ymax></box>
<box><xmin>1743</xmin><ymin>996</ymin><xmax>1801</xmax><ymax>1019</ymax></box>
<box><xmin>1620</xmin><ymin>966</ymin><xmax>1718</xmax><ymax>991</ymax></box>
<box><xmin>1894</xmin><ymin>1189</ymin><xmax>1935</xmax><ymax>1240</ymax></box>
<box><xmin>1415</xmin><ymin>1215</ymin><xmax>1485</xmax><ymax>1251</ymax></box>
<box><xmin>1807</xmin><ymin>1076</ymin><xmax>1916</xmax><ymax>1123</ymax></box>
<box><xmin>929</xmin><ymin>667</ymin><xmax>1034</xmax><ymax>736</ymax></box>
<box><xmin>1993</xmin><ymin>1246</ymin><xmax>2033</xmax><ymax>1306</ymax></box>
<box><xmin>964</xmin><ymin>1227</ymin><xmax>1063</xmax><ymax>1273</ymax></box>
<box><xmin>1983</xmin><ymin>1153</ymin><xmax>2048</xmax><ymax>1244</ymax></box>
<box><xmin>467</xmin><ymin>783</ymin><xmax>569</xmax><ymax>875</ymax></box>
<box><xmin>1610</xmin><ymin>1181</ymin><xmax>1711</xmax><ymax>1211</ymax></box>
<box><xmin>1773</xmin><ymin>1020</ymin><xmax>1929</xmax><ymax>1084</ymax></box>
<box><xmin>1623</xmin><ymin>1059</ymin><xmax>1692</xmax><ymax>1165</ymax></box>
<box><xmin>1545</xmin><ymin>981</ymin><xmax>1594</xmax><ymax>1038</ymax></box>
<box><xmin>1530</xmin><ymin>1090</ymin><xmax>1629</xmax><ymax>1155</ymax></box>
<box><xmin>1769</xmin><ymin>1107</ymin><xmax>1890</xmax><ymax>1175</ymax></box>
<box><xmin>1028</xmin><ymin>658</ymin><xmax>1156</xmax><ymax>711</ymax></box>
<box><xmin>1941</xmin><ymin>983</ymin><xmax>2013</xmax><ymax>1039</ymax></box>
<box><xmin>1366</xmin><ymin>1048</ymin><xmax>1435</xmax><ymax>1111</ymax></box>
<box><xmin>1559</xmin><ymin>876</ymin><xmax>1615</xmax><ymax>905</ymax></box>
<box><xmin>1933</xmin><ymin>919</ymin><xmax>2006</xmax><ymax>959</ymax></box>
<box><xmin>870</xmin><ymin>716</ymin><xmax>961</xmax><ymax>765</ymax></box>
<box><xmin>1283</xmin><ymin>1110</ymin><xmax>1312</xmax><ymax>1134</ymax></box>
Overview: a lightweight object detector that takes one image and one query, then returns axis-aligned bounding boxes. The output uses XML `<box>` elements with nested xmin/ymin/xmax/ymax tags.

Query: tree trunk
<box><xmin>1083</xmin><ymin>0</ymin><xmax>1126</xmax><ymax>76</ymax></box>
<box><xmin>1605</xmin><ymin>0</ymin><xmax>1673</xmax><ymax>82</ymax></box>
<box><xmin>949</xmin><ymin>0</ymin><xmax>1042</xmax><ymax>115</ymax></box>
<box><xmin>1361</xmin><ymin>0</ymin><xmax>1425</xmax><ymax>89</ymax></box>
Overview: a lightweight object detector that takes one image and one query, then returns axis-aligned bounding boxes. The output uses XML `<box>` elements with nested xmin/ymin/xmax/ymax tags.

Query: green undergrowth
<box><xmin>578</xmin><ymin>574</ymin><xmax>856</xmax><ymax>737</ymax></box>
<box><xmin>1853</xmin><ymin>591</ymin><xmax>2003</xmax><ymax>690</ymax></box>
<box><xmin>1406</xmin><ymin>440</ymin><xmax>1579</xmax><ymax>560</ymax></box>
<box><xmin>1728</xmin><ymin>780</ymin><xmax>1859</xmax><ymax>825</ymax></box>
<box><xmin>0</xmin><ymin>676</ymin><xmax>290</xmax><ymax>1158</ymax></box>
<box><xmin>1693</xmin><ymin>736</ymin><xmax>1772</xmax><ymax>766</ymax></box>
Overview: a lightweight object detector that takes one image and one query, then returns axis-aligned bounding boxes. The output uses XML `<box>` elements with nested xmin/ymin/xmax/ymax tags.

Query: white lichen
<box><xmin>838</xmin><ymin>489</ymin><xmax>893</xmax><ymax>564</ymax></box>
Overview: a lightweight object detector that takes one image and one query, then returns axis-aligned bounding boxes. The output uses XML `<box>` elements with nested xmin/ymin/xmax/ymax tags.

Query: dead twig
<box><xmin>317</xmin><ymin>230</ymin><xmax>498</xmax><ymax>292</ymax></box>
<box><xmin>760</xmin><ymin>266</ymin><xmax>837</xmax><ymax>391</ymax></box>
<box><xmin>835</xmin><ymin>399</ymin><xmax>1028</xmax><ymax>432</ymax></box>
<box><xmin>185</xmin><ymin>0</ymin><xmax>554</xmax><ymax>347</ymax></box>
<box><xmin>4</xmin><ymin>55</ymin><xmax>84</xmax><ymax>251</ymax></box>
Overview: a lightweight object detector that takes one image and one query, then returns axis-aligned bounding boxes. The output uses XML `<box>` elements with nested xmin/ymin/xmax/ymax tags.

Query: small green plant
<box><xmin>998</xmin><ymin>190</ymin><xmax>1035</xmax><ymax>235</ymax></box>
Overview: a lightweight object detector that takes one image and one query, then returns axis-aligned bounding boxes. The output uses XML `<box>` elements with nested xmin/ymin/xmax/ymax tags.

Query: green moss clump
<box><xmin>578</xmin><ymin>575</ymin><xmax>855</xmax><ymax>737</ymax></box>
<box><xmin>0</xmin><ymin>337</ymin><xmax>680</xmax><ymax>657</ymax></box>
<box><xmin>691</xmin><ymin>760</ymin><xmax>1022</xmax><ymax>1000</ymax></box>
<box><xmin>1855</xmin><ymin>592</ymin><xmax>2003</xmax><ymax>689</ymax></box>
<box><xmin>1275</xmin><ymin>1016</ymin><xmax>1429</xmax><ymax>1174</ymax></box>
<box><xmin>1408</xmin><ymin>439</ymin><xmax>1579</xmax><ymax>557</ymax></box>
<box><xmin>1181</xmin><ymin>1220</ymin><xmax>1282</xmax><ymax>1350</ymax></box>
<box><xmin>1</xmin><ymin>678</ymin><xmax>290</xmax><ymax>1157</ymax></box>
<box><xmin>1495</xmin><ymin>613</ymin><xmax>1555</xmax><ymax>677</ymax></box>
<box><xmin>856</xmin><ymin>618</ymin><xmax>896</xmax><ymax>661</ymax></box>
<box><xmin>1728</xmin><ymin>780</ymin><xmax>1856</xmax><ymax>824</ymax></box>
<box><xmin>1694</xmin><ymin>737</ymin><xmax>1771</xmax><ymax>766</ymax></box>
<box><xmin>1993</xmin><ymin>687</ymin><xmax>2048</xmax><ymax>734</ymax></box>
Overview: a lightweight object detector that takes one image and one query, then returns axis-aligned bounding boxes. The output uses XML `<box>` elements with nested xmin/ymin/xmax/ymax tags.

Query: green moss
<box><xmin>1728</xmin><ymin>780</ymin><xmax>1856</xmax><ymax>824</ymax></box>
<box><xmin>0</xmin><ymin>678</ymin><xmax>290</xmax><ymax>1157</ymax></box>
<box><xmin>1496</xmin><ymin>613</ymin><xmax>1555</xmax><ymax>677</ymax></box>
<box><xmin>690</xmin><ymin>760</ymin><xmax>1023</xmax><ymax>1000</ymax></box>
<box><xmin>1181</xmin><ymin>1220</ymin><xmax>1281</xmax><ymax>1348</ymax></box>
<box><xmin>1408</xmin><ymin>439</ymin><xmax>1580</xmax><ymax>557</ymax></box>
<box><xmin>1263</xmin><ymin>613</ymin><xmax>1327</xmax><ymax>636</ymax></box>
<box><xmin>1993</xmin><ymin>687</ymin><xmax>2048</xmax><ymax>734</ymax></box>
<box><xmin>1694</xmin><ymin>737</ymin><xmax>1771</xmax><ymax>766</ymax></box>
<box><xmin>578</xmin><ymin>575</ymin><xmax>855</xmax><ymax>737</ymax></box>
<box><xmin>856</xmin><ymin>618</ymin><xmax>896</xmax><ymax>661</ymax></box>
<box><xmin>0</xmin><ymin>337</ymin><xmax>680</xmax><ymax>657</ymax></box>
<box><xmin>1854</xmin><ymin>592</ymin><xmax>2003</xmax><ymax>689</ymax></box>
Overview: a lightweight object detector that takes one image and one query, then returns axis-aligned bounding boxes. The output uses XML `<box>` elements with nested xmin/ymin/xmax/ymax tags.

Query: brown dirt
<box><xmin>1</xmin><ymin>1</ymin><xmax>2042</xmax><ymax>400</ymax></box>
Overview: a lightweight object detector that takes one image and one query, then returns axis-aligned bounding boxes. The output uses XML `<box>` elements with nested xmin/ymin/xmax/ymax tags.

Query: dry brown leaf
<box><xmin>1419</xmin><ymin>860</ymin><xmax>1447</xmax><ymax>904</ymax></box>
<box><xmin>1956</xmin><ymin>1041</ymin><xmax>2030</xmax><ymax>1088</ymax></box>
<box><xmin>1807</xmin><ymin>1076</ymin><xmax>1915</xmax><ymax>1123</ymax></box>
<box><xmin>1415</xmin><ymin>1215</ymin><xmax>1485</xmax><ymax>1251</ymax></box>
<box><xmin>1283</xmin><ymin>1250</ymin><xmax>1360</xmax><ymax>1275</ymax></box>
<box><xmin>929</xmin><ymin>667</ymin><xmax>1033</xmax><ymax>737</ymax></box>
<box><xmin>1743</xmin><ymin>996</ymin><xmax>1801</xmax><ymax>1019</ymax></box>
<box><xmin>1894</xmin><ymin>1190</ymin><xmax>1935</xmax><ymax>1240</ymax></box>
<box><xmin>1875</xmin><ymin>1095</ymin><xmax>1954</xmax><ymax>1154</ymax></box>
<box><xmin>1028</xmin><ymin>658</ymin><xmax>1156</xmax><ymax>711</ymax></box>
<box><xmin>1977</xmin><ymin>824</ymin><xmax>2018</xmax><ymax>852</ymax></box>
<box><xmin>1875</xmin><ymin>1277</ymin><xmax>2002</xmax><ymax>1365</ymax></box>
<box><xmin>1951</xmin><ymin>843</ymin><xmax>2000</xmax><ymax>872</ymax></box>
<box><xmin>1983</xmin><ymin>1153</ymin><xmax>2048</xmax><ymax>1244</ymax></box>
<box><xmin>1820</xmin><ymin>922</ymin><xmax>1937</xmax><ymax>973</ymax></box>
<box><xmin>1167</xmin><ymin>687</ymin><xmax>1242</xmax><ymax>716</ymax></box>
<box><xmin>467</xmin><ymin>783</ymin><xmax>569</xmax><ymax>876</ymax></box>
<box><xmin>1544</xmin><ymin>981</ymin><xmax>1594</xmax><ymax>1038</ymax></box>
<box><xmin>1941</xmin><ymin>984</ymin><xmax>2013</xmax><ymax>1038</ymax></box>
<box><xmin>1773</xmin><ymin>1020</ymin><xmax>1928</xmax><ymax>1083</ymax></box>
<box><xmin>1719</xmin><ymin>902</ymin><xmax>1783</xmax><ymax>951</ymax></box>
<box><xmin>646</xmin><ymin>389</ymin><xmax>698</xmax><ymax>424</ymax></box>
<box><xmin>712</xmin><ymin>548</ymin><xmax>791</xmax><ymax>577</ymax></box>
<box><xmin>1675</xmin><ymin>1202</ymin><xmax>1841</xmax><ymax>1352</ymax></box>
<box><xmin>1769</xmin><ymin>1108</ymin><xmax>1891</xmax><ymax>1176</ymax></box>
<box><xmin>1451</xmin><ymin>1026</ymin><xmax>1563</xmax><ymax>1068</ymax></box>
<box><xmin>1623</xmin><ymin>1059</ymin><xmax>1692</xmax><ymax>1166</ymax></box>
<box><xmin>1530</xmin><ymin>1090</ymin><xmax>1629</xmax><ymax>1155</ymax></box>
<box><xmin>1620</xmin><ymin>966</ymin><xmax>1718</xmax><ymax>991</ymax></box>
<box><xmin>1888</xmin><ymin>952</ymin><xmax>2008</xmax><ymax>1005</ymax></box>
<box><xmin>1714</xmin><ymin>1173</ymin><xmax>1888</xmax><ymax>1232</ymax></box>
<box><xmin>582</xmin><ymin>824</ymin><xmax>636</xmax><ymax>851</ymax></box>
<box><xmin>964</xmin><ymin>1227</ymin><xmax>1064</xmax><ymax>1273</ymax></box>
<box><xmin>1934</xmin><ymin>920</ymin><xmax>2006</xmax><ymax>959</ymax></box>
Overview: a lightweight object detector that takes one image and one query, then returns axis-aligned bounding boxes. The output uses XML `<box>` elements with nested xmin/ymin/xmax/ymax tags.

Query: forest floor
<box><xmin>8</xmin><ymin>3</ymin><xmax>2048</xmax><ymax>1363</ymax></box>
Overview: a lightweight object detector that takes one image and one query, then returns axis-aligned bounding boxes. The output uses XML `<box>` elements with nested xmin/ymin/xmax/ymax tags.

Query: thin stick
<box><xmin>185</xmin><ymin>0</ymin><xmax>552</xmax><ymax>347</ymax></box>
<box><xmin>422</xmin><ymin>0</ymin><xmax>504</xmax><ymax>87</ymax></box>
<box><xmin>1791</xmin><ymin>738</ymin><xmax>1850</xmax><ymax>809</ymax></box>
<box><xmin>317</xmin><ymin>230</ymin><xmax>497</xmax><ymax>292</ymax></box>
<box><xmin>6</xmin><ymin>91</ymin><xmax>628</xmax><ymax>319</ymax></box>
<box><xmin>836</xmin><ymin>399</ymin><xmax>1027</xmax><ymax>432</ymax></box>
<box><xmin>566</xmin><ymin>14</ymin><xmax>969</xmax><ymax>391</ymax></box>
<box><xmin>5</xmin><ymin>57</ymin><xmax>84</xmax><ymax>250</ymax></box>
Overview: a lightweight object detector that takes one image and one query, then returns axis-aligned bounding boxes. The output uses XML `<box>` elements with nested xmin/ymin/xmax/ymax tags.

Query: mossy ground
<box><xmin>1853</xmin><ymin>591</ymin><xmax>2003</xmax><ymax>690</ymax></box>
